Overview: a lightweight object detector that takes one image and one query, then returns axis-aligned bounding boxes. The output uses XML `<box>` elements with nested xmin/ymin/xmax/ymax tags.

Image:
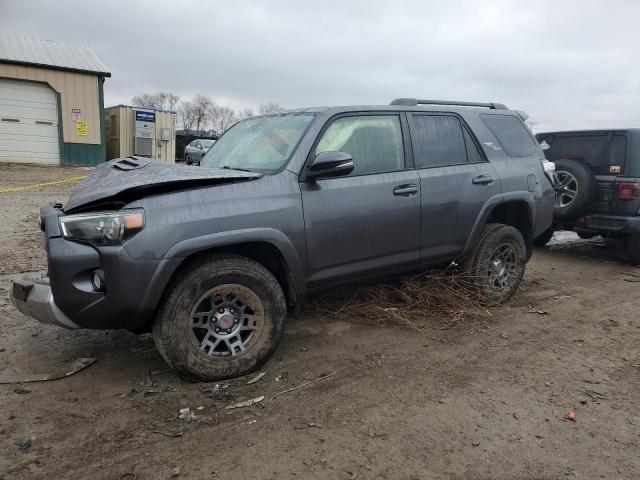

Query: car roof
<box><xmin>537</xmin><ymin>128</ymin><xmax>640</xmax><ymax>137</ymax></box>
<box><xmin>276</xmin><ymin>104</ymin><xmax>520</xmax><ymax>116</ymax></box>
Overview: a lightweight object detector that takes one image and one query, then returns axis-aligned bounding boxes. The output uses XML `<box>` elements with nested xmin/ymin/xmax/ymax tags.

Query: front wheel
<box><xmin>625</xmin><ymin>234</ymin><xmax>640</xmax><ymax>265</ymax></box>
<box><xmin>185</xmin><ymin>153</ymin><xmax>191</xmax><ymax>165</ymax></box>
<box><xmin>465</xmin><ymin>224</ymin><xmax>527</xmax><ymax>302</ymax></box>
<box><xmin>153</xmin><ymin>254</ymin><xmax>287</xmax><ymax>381</ymax></box>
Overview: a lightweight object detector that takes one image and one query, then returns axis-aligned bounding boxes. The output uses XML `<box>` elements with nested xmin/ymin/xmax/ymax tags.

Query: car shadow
<box><xmin>541</xmin><ymin>230</ymin><xmax>630</xmax><ymax>264</ymax></box>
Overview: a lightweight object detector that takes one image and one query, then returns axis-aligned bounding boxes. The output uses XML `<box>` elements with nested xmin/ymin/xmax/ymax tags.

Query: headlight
<box><xmin>59</xmin><ymin>210</ymin><xmax>145</xmax><ymax>245</ymax></box>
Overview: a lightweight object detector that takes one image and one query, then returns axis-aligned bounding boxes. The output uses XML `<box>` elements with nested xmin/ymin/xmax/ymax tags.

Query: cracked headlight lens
<box><xmin>59</xmin><ymin>210</ymin><xmax>144</xmax><ymax>245</ymax></box>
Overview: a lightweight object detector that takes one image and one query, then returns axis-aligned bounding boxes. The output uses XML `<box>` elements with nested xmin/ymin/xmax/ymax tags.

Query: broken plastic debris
<box><xmin>178</xmin><ymin>408</ymin><xmax>197</xmax><ymax>422</ymax></box>
<box><xmin>225</xmin><ymin>395</ymin><xmax>265</xmax><ymax>410</ymax></box>
<box><xmin>566</xmin><ymin>409</ymin><xmax>576</xmax><ymax>421</ymax></box>
<box><xmin>15</xmin><ymin>436</ymin><xmax>31</xmax><ymax>449</ymax></box>
<box><xmin>0</xmin><ymin>357</ymin><xmax>95</xmax><ymax>384</ymax></box>
<box><xmin>246</xmin><ymin>372</ymin><xmax>265</xmax><ymax>385</ymax></box>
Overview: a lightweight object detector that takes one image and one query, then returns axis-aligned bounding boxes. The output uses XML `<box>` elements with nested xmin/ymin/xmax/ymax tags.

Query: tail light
<box><xmin>617</xmin><ymin>182</ymin><xmax>639</xmax><ymax>201</ymax></box>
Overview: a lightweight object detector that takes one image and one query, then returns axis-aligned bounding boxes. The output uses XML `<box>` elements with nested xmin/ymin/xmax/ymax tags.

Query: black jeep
<box><xmin>535</xmin><ymin>129</ymin><xmax>640</xmax><ymax>264</ymax></box>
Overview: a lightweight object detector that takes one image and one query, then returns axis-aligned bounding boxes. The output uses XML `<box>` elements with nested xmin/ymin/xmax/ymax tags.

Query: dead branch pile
<box><xmin>305</xmin><ymin>270</ymin><xmax>499</xmax><ymax>332</ymax></box>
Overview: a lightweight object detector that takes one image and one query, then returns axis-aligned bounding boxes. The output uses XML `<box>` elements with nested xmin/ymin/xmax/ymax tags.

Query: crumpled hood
<box><xmin>65</xmin><ymin>156</ymin><xmax>261</xmax><ymax>212</ymax></box>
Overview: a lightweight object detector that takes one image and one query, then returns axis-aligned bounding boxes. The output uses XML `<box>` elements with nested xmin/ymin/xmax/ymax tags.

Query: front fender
<box><xmin>164</xmin><ymin>228</ymin><xmax>306</xmax><ymax>295</ymax></box>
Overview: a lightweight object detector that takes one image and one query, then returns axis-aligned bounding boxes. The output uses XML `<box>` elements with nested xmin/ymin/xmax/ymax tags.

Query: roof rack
<box><xmin>390</xmin><ymin>98</ymin><xmax>508</xmax><ymax>110</ymax></box>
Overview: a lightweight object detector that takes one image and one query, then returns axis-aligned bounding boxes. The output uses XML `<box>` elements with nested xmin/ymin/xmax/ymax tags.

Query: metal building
<box><xmin>105</xmin><ymin>105</ymin><xmax>176</xmax><ymax>163</ymax></box>
<box><xmin>0</xmin><ymin>34</ymin><xmax>110</xmax><ymax>166</ymax></box>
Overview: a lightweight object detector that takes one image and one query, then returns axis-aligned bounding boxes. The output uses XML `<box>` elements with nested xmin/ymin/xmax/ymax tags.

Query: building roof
<box><xmin>0</xmin><ymin>33</ymin><xmax>110</xmax><ymax>77</ymax></box>
<box><xmin>110</xmin><ymin>104</ymin><xmax>177</xmax><ymax>114</ymax></box>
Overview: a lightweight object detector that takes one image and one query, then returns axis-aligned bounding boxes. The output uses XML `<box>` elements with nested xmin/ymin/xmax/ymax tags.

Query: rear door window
<box><xmin>538</xmin><ymin>133</ymin><xmax>627</xmax><ymax>175</ymax></box>
<box><xmin>481</xmin><ymin>114</ymin><xmax>538</xmax><ymax>157</ymax></box>
<box><xmin>410</xmin><ymin>115</ymin><xmax>469</xmax><ymax>168</ymax></box>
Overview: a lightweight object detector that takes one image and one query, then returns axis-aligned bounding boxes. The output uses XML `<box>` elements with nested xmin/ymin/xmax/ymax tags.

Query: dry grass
<box><xmin>305</xmin><ymin>269</ymin><xmax>500</xmax><ymax>333</ymax></box>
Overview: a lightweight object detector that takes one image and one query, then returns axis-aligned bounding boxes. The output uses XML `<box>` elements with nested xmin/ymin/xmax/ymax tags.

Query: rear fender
<box><xmin>463</xmin><ymin>193</ymin><xmax>535</xmax><ymax>259</ymax></box>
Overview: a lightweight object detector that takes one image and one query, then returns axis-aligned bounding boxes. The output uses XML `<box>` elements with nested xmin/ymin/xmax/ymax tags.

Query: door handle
<box><xmin>472</xmin><ymin>174</ymin><xmax>494</xmax><ymax>185</ymax></box>
<box><xmin>393</xmin><ymin>184</ymin><xmax>419</xmax><ymax>196</ymax></box>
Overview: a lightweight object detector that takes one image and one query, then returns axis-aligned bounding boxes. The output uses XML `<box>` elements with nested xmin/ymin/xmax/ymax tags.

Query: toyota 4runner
<box><xmin>11</xmin><ymin>99</ymin><xmax>555</xmax><ymax>380</ymax></box>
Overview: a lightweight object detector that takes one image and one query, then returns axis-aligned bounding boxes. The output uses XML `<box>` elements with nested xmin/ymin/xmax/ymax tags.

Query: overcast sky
<box><xmin>2</xmin><ymin>0</ymin><xmax>639</xmax><ymax>131</ymax></box>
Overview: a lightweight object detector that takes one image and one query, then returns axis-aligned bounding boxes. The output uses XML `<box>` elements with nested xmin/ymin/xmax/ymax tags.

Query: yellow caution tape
<box><xmin>0</xmin><ymin>176</ymin><xmax>87</xmax><ymax>193</ymax></box>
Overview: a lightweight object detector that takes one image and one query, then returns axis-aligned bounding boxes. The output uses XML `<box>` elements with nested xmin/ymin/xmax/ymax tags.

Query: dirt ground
<box><xmin>0</xmin><ymin>163</ymin><xmax>639</xmax><ymax>480</ymax></box>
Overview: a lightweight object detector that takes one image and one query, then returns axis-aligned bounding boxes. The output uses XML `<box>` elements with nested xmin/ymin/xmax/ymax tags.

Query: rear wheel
<box><xmin>465</xmin><ymin>224</ymin><xmax>527</xmax><ymax>302</ymax></box>
<box><xmin>153</xmin><ymin>255</ymin><xmax>287</xmax><ymax>381</ymax></box>
<box><xmin>534</xmin><ymin>226</ymin><xmax>555</xmax><ymax>247</ymax></box>
<box><xmin>625</xmin><ymin>234</ymin><xmax>640</xmax><ymax>265</ymax></box>
<box><xmin>553</xmin><ymin>159</ymin><xmax>596</xmax><ymax>220</ymax></box>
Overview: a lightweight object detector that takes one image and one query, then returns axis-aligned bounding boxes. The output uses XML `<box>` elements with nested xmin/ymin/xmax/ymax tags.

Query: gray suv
<box><xmin>11</xmin><ymin>99</ymin><xmax>555</xmax><ymax>380</ymax></box>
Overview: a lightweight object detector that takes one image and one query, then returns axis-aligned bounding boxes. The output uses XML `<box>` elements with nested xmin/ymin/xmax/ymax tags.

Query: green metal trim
<box><xmin>98</xmin><ymin>76</ymin><xmax>106</xmax><ymax>163</ymax></box>
<box><xmin>62</xmin><ymin>143</ymin><xmax>103</xmax><ymax>166</ymax></box>
<box><xmin>55</xmin><ymin>92</ymin><xmax>64</xmax><ymax>164</ymax></box>
<box><xmin>0</xmin><ymin>59</ymin><xmax>111</xmax><ymax>77</ymax></box>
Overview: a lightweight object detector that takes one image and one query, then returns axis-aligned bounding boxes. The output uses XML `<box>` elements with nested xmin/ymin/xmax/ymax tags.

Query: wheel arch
<box><xmin>464</xmin><ymin>193</ymin><xmax>536</xmax><ymax>260</ymax></box>
<box><xmin>136</xmin><ymin>229</ymin><xmax>305</xmax><ymax>332</ymax></box>
<box><xmin>167</xmin><ymin>229</ymin><xmax>305</xmax><ymax>302</ymax></box>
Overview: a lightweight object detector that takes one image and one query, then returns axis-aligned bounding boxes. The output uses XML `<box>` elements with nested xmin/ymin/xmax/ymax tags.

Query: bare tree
<box><xmin>258</xmin><ymin>102</ymin><xmax>285</xmax><ymax>115</ymax></box>
<box><xmin>131</xmin><ymin>92</ymin><xmax>180</xmax><ymax>111</ymax></box>
<box><xmin>210</xmin><ymin>104</ymin><xmax>238</xmax><ymax>134</ymax></box>
<box><xmin>164</xmin><ymin>93</ymin><xmax>180</xmax><ymax>111</ymax></box>
<box><xmin>190</xmin><ymin>94</ymin><xmax>215</xmax><ymax>134</ymax></box>
<box><xmin>177</xmin><ymin>101</ymin><xmax>197</xmax><ymax>130</ymax></box>
<box><xmin>237</xmin><ymin>108</ymin><xmax>255</xmax><ymax>121</ymax></box>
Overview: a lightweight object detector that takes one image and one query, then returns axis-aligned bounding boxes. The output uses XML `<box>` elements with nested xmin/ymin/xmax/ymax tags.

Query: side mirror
<box><xmin>307</xmin><ymin>151</ymin><xmax>354</xmax><ymax>179</ymax></box>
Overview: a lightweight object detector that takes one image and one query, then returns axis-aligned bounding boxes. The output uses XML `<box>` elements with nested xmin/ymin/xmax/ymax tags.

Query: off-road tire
<box><xmin>534</xmin><ymin>226</ymin><xmax>555</xmax><ymax>247</ymax></box>
<box><xmin>465</xmin><ymin>223</ymin><xmax>527</xmax><ymax>303</ymax></box>
<box><xmin>553</xmin><ymin>158</ymin><xmax>596</xmax><ymax>221</ymax></box>
<box><xmin>625</xmin><ymin>234</ymin><xmax>640</xmax><ymax>265</ymax></box>
<box><xmin>152</xmin><ymin>254</ymin><xmax>287</xmax><ymax>381</ymax></box>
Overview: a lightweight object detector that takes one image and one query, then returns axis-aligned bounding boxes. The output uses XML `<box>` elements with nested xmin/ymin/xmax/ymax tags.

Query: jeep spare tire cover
<box><xmin>552</xmin><ymin>158</ymin><xmax>596</xmax><ymax>220</ymax></box>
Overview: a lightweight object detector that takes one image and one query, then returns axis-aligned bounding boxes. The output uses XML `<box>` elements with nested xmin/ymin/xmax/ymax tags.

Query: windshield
<box><xmin>201</xmin><ymin>113</ymin><xmax>315</xmax><ymax>173</ymax></box>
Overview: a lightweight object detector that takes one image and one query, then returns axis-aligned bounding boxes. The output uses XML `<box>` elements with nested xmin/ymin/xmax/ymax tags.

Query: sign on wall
<box><xmin>135</xmin><ymin>111</ymin><xmax>156</xmax><ymax>123</ymax></box>
<box><xmin>76</xmin><ymin>121</ymin><xmax>88</xmax><ymax>136</ymax></box>
<box><xmin>71</xmin><ymin>108</ymin><xmax>82</xmax><ymax>122</ymax></box>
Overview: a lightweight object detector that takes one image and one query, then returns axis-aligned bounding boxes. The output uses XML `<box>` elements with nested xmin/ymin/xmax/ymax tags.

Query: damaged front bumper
<box><xmin>10</xmin><ymin>276</ymin><xmax>80</xmax><ymax>329</ymax></box>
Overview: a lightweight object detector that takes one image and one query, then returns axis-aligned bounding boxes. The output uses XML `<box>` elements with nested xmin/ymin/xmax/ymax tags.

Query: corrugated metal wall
<box><xmin>0</xmin><ymin>63</ymin><xmax>101</xmax><ymax>144</ymax></box>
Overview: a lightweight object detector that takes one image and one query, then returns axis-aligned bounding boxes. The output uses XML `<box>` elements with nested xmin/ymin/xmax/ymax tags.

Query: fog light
<box><xmin>92</xmin><ymin>270</ymin><xmax>105</xmax><ymax>292</ymax></box>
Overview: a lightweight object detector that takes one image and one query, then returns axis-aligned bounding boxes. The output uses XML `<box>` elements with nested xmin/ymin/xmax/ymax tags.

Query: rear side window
<box><xmin>411</xmin><ymin>115</ymin><xmax>469</xmax><ymax>168</ymax></box>
<box><xmin>481</xmin><ymin>114</ymin><xmax>538</xmax><ymax>157</ymax></box>
<box><xmin>314</xmin><ymin>115</ymin><xmax>404</xmax><ymax>176</ymax></box>
<box><xmin>539</xmin><ymin>134</ymin><xmax>627</xmax><ymax>175</ymax></box>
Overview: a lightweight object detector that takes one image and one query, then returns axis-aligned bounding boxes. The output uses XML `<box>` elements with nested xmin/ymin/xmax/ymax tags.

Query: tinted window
<box><xmin>314</xmin><ymin>115</ymin><xmax>404</xmax><ymax>176</ymax></box>
<box><xmin>539</xmin><ymin>133</ymin><xmax>627</xmax><ymax>175</ymax></box>
<box><xmin>411</xmin><ymin>115</ymin><xmax>467</xmax><ymax>168</ymax></box>
<box><xmin>481</xmin><ymin>114</ymin><xmax>538</xmax><ymax>156</ymax></box>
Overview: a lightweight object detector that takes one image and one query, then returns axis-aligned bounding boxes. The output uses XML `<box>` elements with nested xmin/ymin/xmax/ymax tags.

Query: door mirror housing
<box><xmin>307</xmin><ymin>151</ymin><xmax>354</xmax><ymax>179</ymax></box>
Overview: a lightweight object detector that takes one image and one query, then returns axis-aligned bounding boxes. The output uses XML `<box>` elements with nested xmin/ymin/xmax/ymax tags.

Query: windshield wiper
<box><xmin>221</xmin><ymin>165</ymin><xmax>253</xmax><ymax>173</ymax></box>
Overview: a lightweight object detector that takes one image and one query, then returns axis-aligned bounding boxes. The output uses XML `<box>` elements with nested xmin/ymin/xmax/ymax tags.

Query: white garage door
<box><xmin>0</xmin><ymin>78</ymin><xmax>60</xmax><ymax>164</ymax></box>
